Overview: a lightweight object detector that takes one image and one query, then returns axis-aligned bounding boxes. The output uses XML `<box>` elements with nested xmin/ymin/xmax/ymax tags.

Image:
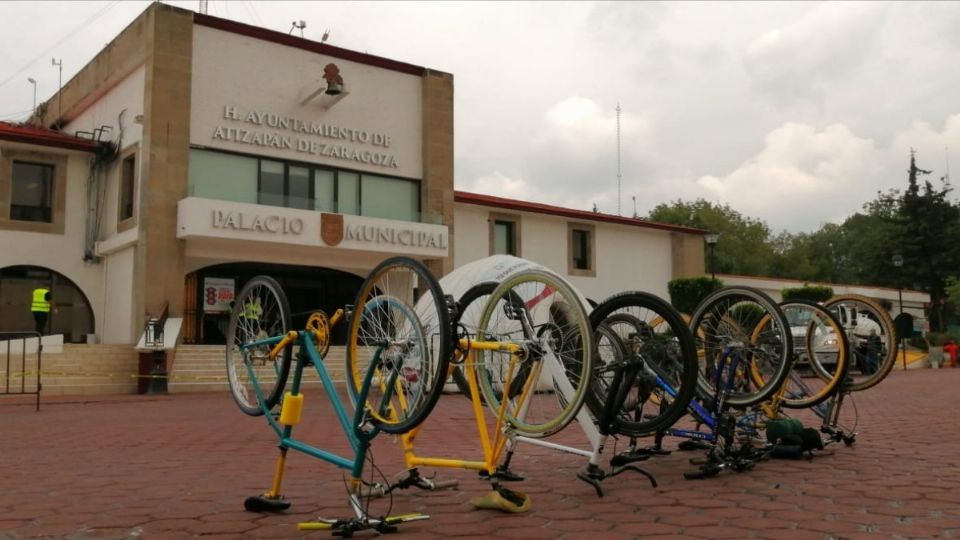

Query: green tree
<box><xmin>649</xmin><ymin>199</ymin><xmax>776</xmax><ymax>277</ymax></box>
<box><xmin>886</xmin><ymin>152</ymin><xmax>960</xmax><ymax>330</ymax></box>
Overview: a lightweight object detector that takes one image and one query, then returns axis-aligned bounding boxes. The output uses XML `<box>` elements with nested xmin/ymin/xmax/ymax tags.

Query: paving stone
<box><xmin>681</xmin><ymin>525</ymin><xmax>753</xmax><ymax>538</ymax></box>
<box><xmin>0</xmin><ymin>369</ymin><xmax>958</xmax><ymax>538</ymax></box>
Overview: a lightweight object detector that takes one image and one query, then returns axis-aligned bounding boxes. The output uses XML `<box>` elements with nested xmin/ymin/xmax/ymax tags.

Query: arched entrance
<box><xmin>184</xmin><ymin>263</ymin><xmax>365</xmax><ymax>345</ymax></box>
<box><xmin>0</xmin><ymin>265</ymin><xmax>95</xmax><ymax>343</ymax></box>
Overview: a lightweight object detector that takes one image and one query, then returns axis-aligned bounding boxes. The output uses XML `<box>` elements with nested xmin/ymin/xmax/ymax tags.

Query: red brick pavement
<box><xmin>1</xmin><ymin>369</ymin><xmax>959</xmax><ymax>539</ymax></box>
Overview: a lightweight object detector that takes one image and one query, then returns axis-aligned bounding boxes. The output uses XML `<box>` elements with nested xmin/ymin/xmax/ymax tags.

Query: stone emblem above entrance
<box><xmin>321</xmin><ymin>213</ymin><xmax>344</xmax><ymax>246</ymax></box>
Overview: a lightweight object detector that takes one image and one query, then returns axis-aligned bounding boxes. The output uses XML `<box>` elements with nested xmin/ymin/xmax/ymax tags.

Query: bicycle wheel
<box><xmin>689</xmin><ymin>286</ymin><xmax>792</xmax><ymax>408</ymax></box>
<box><xmin>473</xmin><ymin>268</ymin><xmax>593</xmax><ymax>438</ymax></box>
<box><xmin>763</xmin><ymin>300</ymin><xmax>850</xmax><ymax>409</ymax></box>
<box><xmin>588</xmin><ymin>291</ymin><xmax>699</xmax><ymax>436</ymax></box>
<box><xmin>226</xmin><ymin>276</ymin><xmax>293</xmax><ymax>416</ymax></box>
<box><xmin>823</xmin><ymin>294</ymin><xmax>896</xmax><ymax>392</ymax></box>
<box><xmin>450</xmin><ymin>282</ymin><xmax>498</xmax><ymax>398</ymax></box>
<box><xmin>345</xmin><ymin>257</ymin><xmax>451</xmax><ymax>435</ymax></box>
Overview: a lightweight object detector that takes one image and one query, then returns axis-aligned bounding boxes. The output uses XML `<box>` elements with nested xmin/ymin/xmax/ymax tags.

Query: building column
<box><xmin>421</xmin><ymin>69</ymin><xmax>455</xmax><ymax>277</ymax></box>
<box><xmin>133</xmin><ymin>5</ymin><xmax>194</xmax><ymax>327</ymax></box>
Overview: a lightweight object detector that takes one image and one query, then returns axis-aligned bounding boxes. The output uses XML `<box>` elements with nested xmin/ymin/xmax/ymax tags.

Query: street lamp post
<box><xmin>705</xmin><ymin>233</ymin><xmax>719</xmax><ymax>283</ymax></box>
<box><xmin>892</xmin><ymin>254</ymin><xmax>906</xmax><ymax>371</ymax></box>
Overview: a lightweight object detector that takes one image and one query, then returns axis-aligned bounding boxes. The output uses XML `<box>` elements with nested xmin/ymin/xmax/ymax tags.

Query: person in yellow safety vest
<box><xmin>239</xmin><ymin>296</ymin><xmax>268</xmax><ymax>342</ymax></box>
<box><xmin>240</xmin><ymin>297</ymin><xmax>262</xmax><ymax>321</ymax></box>
<box><xmin>31</xmin><ymin>287</ymin><xmax>53</xmax><ymax>335</ymax></box>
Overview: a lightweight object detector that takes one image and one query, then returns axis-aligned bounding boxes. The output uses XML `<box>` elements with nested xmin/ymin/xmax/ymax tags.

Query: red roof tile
<box><xmin>454</xmin><ymin>191</ymin><xmax>707</xmax><ymax>235</ymax></box>
<box><xmin>0</xmin><ymin>121</ymin><xmax>100</xmax><ymax>153</ymax></box>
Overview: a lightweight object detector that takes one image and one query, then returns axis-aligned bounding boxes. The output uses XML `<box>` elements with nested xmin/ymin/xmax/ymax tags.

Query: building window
<box><xmin>190</xmin><ymin>149</ymin><xmax>421</xmax><ymax>222</ymax></box>
<box><xmin>288</xmin><ymin>165</ymin><xmax>311</xmax><ymax>210</ymax></box>
<box><xmin>119</xmin><ymin>154</ymin><xmax>136</xmax><ymax>221</ymax></box>
<box><xmin>568</xmin><ymin>223</ymin><xmax>595</xmax><ymax>277</ymax></box>
<box><xmin>494</xmin><ymin>221</ymin><xmax>514</xmax><ymax>254</ymax></box>
<box><xmin>188</xmin><ymin>148</ymin><xmax>258</xmax><ymax>202</ymax></box>
<box><xmin>362</xmin><ymin>174</ymin><xmax>419</xmax><ymax>221</ymax></box>
<box><xmin>338</xmin><ymin>171</ymin><xmax>359</xmax><ymax>215</ymax></box>
<box><xmin>10</xmin><ymin>161</ymin><xmax>54</xmax><ymax>223</ymax></box>
<box><xmin>258</xmin><ymin>160</ymin><xmax>288</xmax><ymax>207</ymax></box>
<box><xmin>489</xmin><ymin>213</ymin><xmax>520</xmax><ymax>256</ymax></box>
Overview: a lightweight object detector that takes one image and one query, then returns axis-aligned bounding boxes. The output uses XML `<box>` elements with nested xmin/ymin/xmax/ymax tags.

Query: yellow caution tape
<box><xmin>1</xmin><ymin>370</ymin><xmax>235</xmax><ymax>381</ymax></box>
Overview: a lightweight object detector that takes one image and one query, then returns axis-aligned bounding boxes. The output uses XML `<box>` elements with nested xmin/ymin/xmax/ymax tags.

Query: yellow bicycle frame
<box><xmin>393</xmin><ymin>338</ymin><xmax>538</xmax><ymax>476</ymax></box>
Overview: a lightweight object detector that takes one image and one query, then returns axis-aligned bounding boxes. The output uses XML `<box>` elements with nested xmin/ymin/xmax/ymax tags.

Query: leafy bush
<box><xmin>668</xmin><ymin>277</ymin><xmax>723</xmax><ymax>315</ymax></box>
<box><xmin>781</xmin><ymin>286</ymin><xmax>834</xmax><ymax>303</ymax></box>
<box><xmin>926</xmin><ymin>331</ymin><xmax>951</xmax><ymax>346</ymax></box>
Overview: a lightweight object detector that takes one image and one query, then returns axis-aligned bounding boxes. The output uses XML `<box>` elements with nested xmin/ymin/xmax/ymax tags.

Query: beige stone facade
<box><xmin>27</xmin><ymin>3</ymin><xmax>456</xmax><ymax>339</ymax></box>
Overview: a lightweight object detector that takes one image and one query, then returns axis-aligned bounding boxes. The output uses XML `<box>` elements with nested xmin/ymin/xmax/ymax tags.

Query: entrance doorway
<box><xmin>186</xmin><ymin>263</ymin><xmax>364</xmax><ymax>345</ymax></box>
<box><xmin>0</xmin><ymin>265</ymin><xmax>95</xmax><ymax>342</ymax></box>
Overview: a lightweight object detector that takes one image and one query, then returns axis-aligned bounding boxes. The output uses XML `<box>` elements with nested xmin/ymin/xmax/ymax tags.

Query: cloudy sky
<box><xmin>1</xmin><ymin>1</ymin><xmax>958</xmax><ymax>233</ymax></box>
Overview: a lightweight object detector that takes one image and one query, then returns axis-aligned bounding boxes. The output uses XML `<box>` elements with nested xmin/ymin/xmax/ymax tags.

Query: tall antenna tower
<box><xmin>199</xmin><ymin>0</ymin><xmax>208</xmax><ymax>15</ymax></box>
<box><xmin>616</xmin><ymin>103</ymin><xmax>622</xmax><ymax>216</ymax></box>
<box><xmin>945</xmin><ymin>146</ymin><xmax>952</xmax><ymax>189</ymax></box>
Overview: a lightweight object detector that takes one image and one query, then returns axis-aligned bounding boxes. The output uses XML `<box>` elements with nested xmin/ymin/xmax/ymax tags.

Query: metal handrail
<box><xmin>144</xmin><ymin>303</ymin><xmax>170</xmax><ymax>349</ymax></box>
<box><xmin>0</xmin><ymin>331</ymin><xmax>42</xmax><ymax>411</ymax></box>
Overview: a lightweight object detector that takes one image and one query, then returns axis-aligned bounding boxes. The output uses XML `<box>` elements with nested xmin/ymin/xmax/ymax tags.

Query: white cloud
<box><xmin>461</xmin><ymin>171</ymin><xmax>534</xmax><ymax>200</ymax></box>
<box><xmin>743</xmin><ymin>3</ymin><xmax>886</xmax><ymax>100</ymax></box>
<box><xmin>4</xmin><ymin>1</ymin><xmax>960</xmax><ymax>232</ymax></box>
<box><xmin>531</xmin><ymin>97</ymin><xmax>653</xmax><ymax>162</ymax></box>
<box><xmin>695</xmin><ymin>123</ymin><xmax>878</xmax><ymax>231</ymax></box>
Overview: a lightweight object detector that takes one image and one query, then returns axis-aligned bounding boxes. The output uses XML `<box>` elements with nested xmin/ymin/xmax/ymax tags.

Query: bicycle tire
<box><xmin>474</xmin><ymin>268</ymin><xmax>594</xmax><ymax>438</ymax></box>
<box><xmin>588</xmin><ymin>291</ymin><xmax>699</xmax><ymax>436</ymax></box>
<box><xmin>823</xmin><ymin>294</ymin><xmax>897</xmax><ymax>392</ymax></box>
<box><xmin>689</xmin><ymin>286</ymin><xmax>793</xmax><ymax>408</ymax></box>
<box><xmin>766</xmin><ymin>300</ymin><xmax>850</xmax><ymax>409</ymax></box>
<box><xmin>345</xmin><ymin>257</ymin><xmax>452</xmax><ymax>434</ymax></box>
<box><xmin>226</xmin><ymin>275</ymin><xmax>293</xmax><ymax>416</ymax></box>
<box><xmin>450</xmin><ymin>282</ymin><xmax>499</xmax><ymax>398</ymax></box>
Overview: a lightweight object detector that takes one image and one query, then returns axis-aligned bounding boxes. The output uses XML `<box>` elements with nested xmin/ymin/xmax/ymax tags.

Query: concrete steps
<box><xmin>0</xmin><ymin>343</ymin><xmax>138</xmax><ymax>396</ymax></box>
<box><xmin>169</xmin><ymin>344</ymin><xmax>347</xmax><ymax>394</ymax></box>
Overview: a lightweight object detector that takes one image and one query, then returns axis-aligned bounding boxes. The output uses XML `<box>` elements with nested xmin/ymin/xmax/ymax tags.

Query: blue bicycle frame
<box><xmin>246</xmin><ymin>330</ymin><xmax>391</xmax><ymax>479</ymax></box>
<box><xmin>241</xmin><ymin>326</ymin><xmax>435</xmax><ymax>534</ymax></box>
<box><xmin>657</xmin><ymin>345</ymin><xmax>758</xmax><ymax>443</ymax></box>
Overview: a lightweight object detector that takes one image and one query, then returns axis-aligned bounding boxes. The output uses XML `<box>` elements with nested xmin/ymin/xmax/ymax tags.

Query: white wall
<box><xmin>453</xmin><ymin>202</ymin><xmax>677</xmax><ymax>304</ymax></box>
<box><xmin>101</xmin><ymin>246</ymin><xmax>135</xmax><ymax>343</ymax></box>
<box><xmin>191</xmin><ymin>26</ymin><xmax>423</xmax><ymax>179</ymax></box>
<box><xmin>452</xmin><ymin>204</ymin><xmax>490</xmax><ymax>268</ymax></box>
<box><xmin>65</xmin><ymin>66</ymin><xmax>146</xmax><ymax>239</ymax></box>
<box><xmin>0</xmin><ymin>145</ymin><xmax>106</xmax><ymax>336</ymax></box>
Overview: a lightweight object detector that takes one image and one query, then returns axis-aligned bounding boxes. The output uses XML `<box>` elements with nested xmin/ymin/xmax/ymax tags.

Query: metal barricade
<box><xmin>0</xmin><ymin>331</ymin><xmax>42</xmax><ymax>411</ymax></box>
